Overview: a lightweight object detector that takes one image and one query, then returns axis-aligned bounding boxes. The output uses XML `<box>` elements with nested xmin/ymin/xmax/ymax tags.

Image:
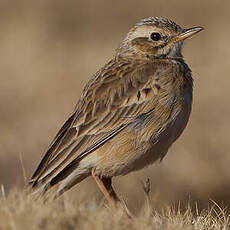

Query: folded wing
<box><xmin>29</xmin><ymin>57</ymin><xmax>163</xmax><ymax>189</ymax></box>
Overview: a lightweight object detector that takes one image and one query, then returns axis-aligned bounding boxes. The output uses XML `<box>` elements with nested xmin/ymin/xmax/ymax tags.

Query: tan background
<box><xmin>0</xmin><ymin>0</ymin><xmax>229</xmax><ymax>211</ymax></box>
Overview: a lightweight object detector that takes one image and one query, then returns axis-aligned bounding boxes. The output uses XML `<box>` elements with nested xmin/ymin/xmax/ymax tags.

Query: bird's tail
<box><xmin>27</xmin><ymin>168</ymin><xmax>89</xmax><ymax>201</ymax></box>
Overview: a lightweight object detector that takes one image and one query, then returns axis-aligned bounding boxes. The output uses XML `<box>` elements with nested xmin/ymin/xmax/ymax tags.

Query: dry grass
<box><xmin>0</xmin><ymin>187</ymin><xmax>229</xmax><ymax>230</ymax></box>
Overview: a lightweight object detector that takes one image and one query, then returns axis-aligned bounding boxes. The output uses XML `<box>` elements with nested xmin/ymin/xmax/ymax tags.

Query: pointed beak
<box><xmin>169</xmin><ymin>27</ymin><xmax>204</xmax><ymax>44</ymax></box>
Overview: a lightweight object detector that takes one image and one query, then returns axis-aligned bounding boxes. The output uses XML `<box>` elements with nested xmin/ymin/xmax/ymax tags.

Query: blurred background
<box><xmin>0</xmin><ymin>0</ymin><xmax>230</xmax><ymax>212</ymax></box>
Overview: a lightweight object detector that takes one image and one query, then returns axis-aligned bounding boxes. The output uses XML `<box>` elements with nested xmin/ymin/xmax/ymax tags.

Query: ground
<box><xmin>0</xmin><ymin>187</ymin><xmax>229</xmax><ymax>230</ymax></box>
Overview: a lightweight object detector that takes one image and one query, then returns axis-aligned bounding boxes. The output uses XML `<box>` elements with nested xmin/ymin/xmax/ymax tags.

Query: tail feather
<box><xmin>28</xmin><ymin>166</ymin><xmax>90</xmax><ymax>200</ymax></box>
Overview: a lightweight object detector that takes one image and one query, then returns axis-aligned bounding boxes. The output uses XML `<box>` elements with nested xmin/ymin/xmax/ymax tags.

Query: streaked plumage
<box><xmin>29</xmin><ymin>17</ymin><xmax>203</xmax><ymax>213</ymax></box>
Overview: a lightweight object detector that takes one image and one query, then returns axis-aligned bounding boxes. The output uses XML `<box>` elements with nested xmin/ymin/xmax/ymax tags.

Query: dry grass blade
<box><xmin>19</xmin><ymin>152</ymin><xmax>27</xmax><ymax>185</ymax></box>
<box><xmin>1</xmin><ymin>184</ymin><xmax>6</xmax><ymax>200</ymax></box>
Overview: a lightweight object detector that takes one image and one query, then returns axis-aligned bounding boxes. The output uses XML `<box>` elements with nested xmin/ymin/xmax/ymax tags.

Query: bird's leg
<box><xmin>91</xmin><ymin>169</ymin><xmax>119</xmax><ymax>210</ymax></box>
<box><xmin>91</xmin><ymin>169</ymin><xmax>133</xmax><ymax>218</ymax></box>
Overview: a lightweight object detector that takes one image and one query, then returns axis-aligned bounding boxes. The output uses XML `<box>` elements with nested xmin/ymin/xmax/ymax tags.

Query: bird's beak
<box><xmin>169</xmin><ymin>27</ymin><xmax>204</xmax><ymax>44</ymax></box>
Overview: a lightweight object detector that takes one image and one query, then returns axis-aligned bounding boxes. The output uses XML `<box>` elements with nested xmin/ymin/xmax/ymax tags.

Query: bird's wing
<box><xmin>30</xmin><ymin>58</ymin><xmax>170</xmax><ymax>187</ymax></box>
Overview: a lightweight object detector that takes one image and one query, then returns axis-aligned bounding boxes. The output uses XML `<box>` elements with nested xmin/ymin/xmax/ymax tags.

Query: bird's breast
<box><xmin>135</xmin><ymin>87</ymin><xmax>192</xmax><ymax>160</ymax></box>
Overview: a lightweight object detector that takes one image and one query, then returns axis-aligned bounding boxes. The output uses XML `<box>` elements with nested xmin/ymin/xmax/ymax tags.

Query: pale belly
<box><xmin>90</xmin><ymin>93</ymin><xmax>192</xmax><ymax>177</ymax></box>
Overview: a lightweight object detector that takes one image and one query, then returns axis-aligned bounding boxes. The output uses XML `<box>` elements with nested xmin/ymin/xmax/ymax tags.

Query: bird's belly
<box><xmin>92</xmin><ymin>95</ymin><xmax>191</xmax><ymax>177</ymax></box>
<box><xmin>93</xmin><ymin>130</ymin><xmax>166</xmax><ymax>177</ymax></box>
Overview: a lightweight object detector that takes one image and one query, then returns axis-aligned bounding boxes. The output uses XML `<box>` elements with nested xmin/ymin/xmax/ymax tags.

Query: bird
<box><xmin>29</xmin><ymin>17</ymin><xmax>203</xmax><ymax>215</ymax></box>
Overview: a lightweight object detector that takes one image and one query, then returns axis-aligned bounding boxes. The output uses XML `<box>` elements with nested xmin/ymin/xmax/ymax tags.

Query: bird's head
<box><xmin>117</xmin><ymin>17</ymin><xmax>203</xmax><ymax>59</ymax></box>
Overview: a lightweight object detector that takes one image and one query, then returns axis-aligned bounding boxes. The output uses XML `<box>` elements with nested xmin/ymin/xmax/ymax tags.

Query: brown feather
<box><xmin>30</xmin><ymin>57</ymin><xmax>167</xmax><ymax>188</ymax></box>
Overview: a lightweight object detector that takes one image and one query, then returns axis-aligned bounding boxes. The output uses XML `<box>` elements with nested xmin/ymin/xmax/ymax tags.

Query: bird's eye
<box><xmin>150</xmin><ymin>32</ymin><xmax>161</xmax><ymax>41</ymax></box>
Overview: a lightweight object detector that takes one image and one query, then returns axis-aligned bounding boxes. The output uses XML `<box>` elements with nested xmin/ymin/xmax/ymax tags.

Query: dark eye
<box><xmin>150</xmin><ymin>32</ymin><xmax>161</xmax><ymax>41</ymax></box>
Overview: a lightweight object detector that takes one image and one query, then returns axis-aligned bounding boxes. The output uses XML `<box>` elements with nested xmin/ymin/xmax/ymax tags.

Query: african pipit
<box><xmin>29</xmin><ymin>17</ymin><xmax>203</xmax><ymax>215</ymax></box>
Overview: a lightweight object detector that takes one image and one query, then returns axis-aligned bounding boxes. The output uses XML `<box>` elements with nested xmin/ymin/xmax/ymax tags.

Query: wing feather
<box><xmin>30</xmin><ymin>57</ymin><xmax>162</xmax><ymax>187</ymax></box>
